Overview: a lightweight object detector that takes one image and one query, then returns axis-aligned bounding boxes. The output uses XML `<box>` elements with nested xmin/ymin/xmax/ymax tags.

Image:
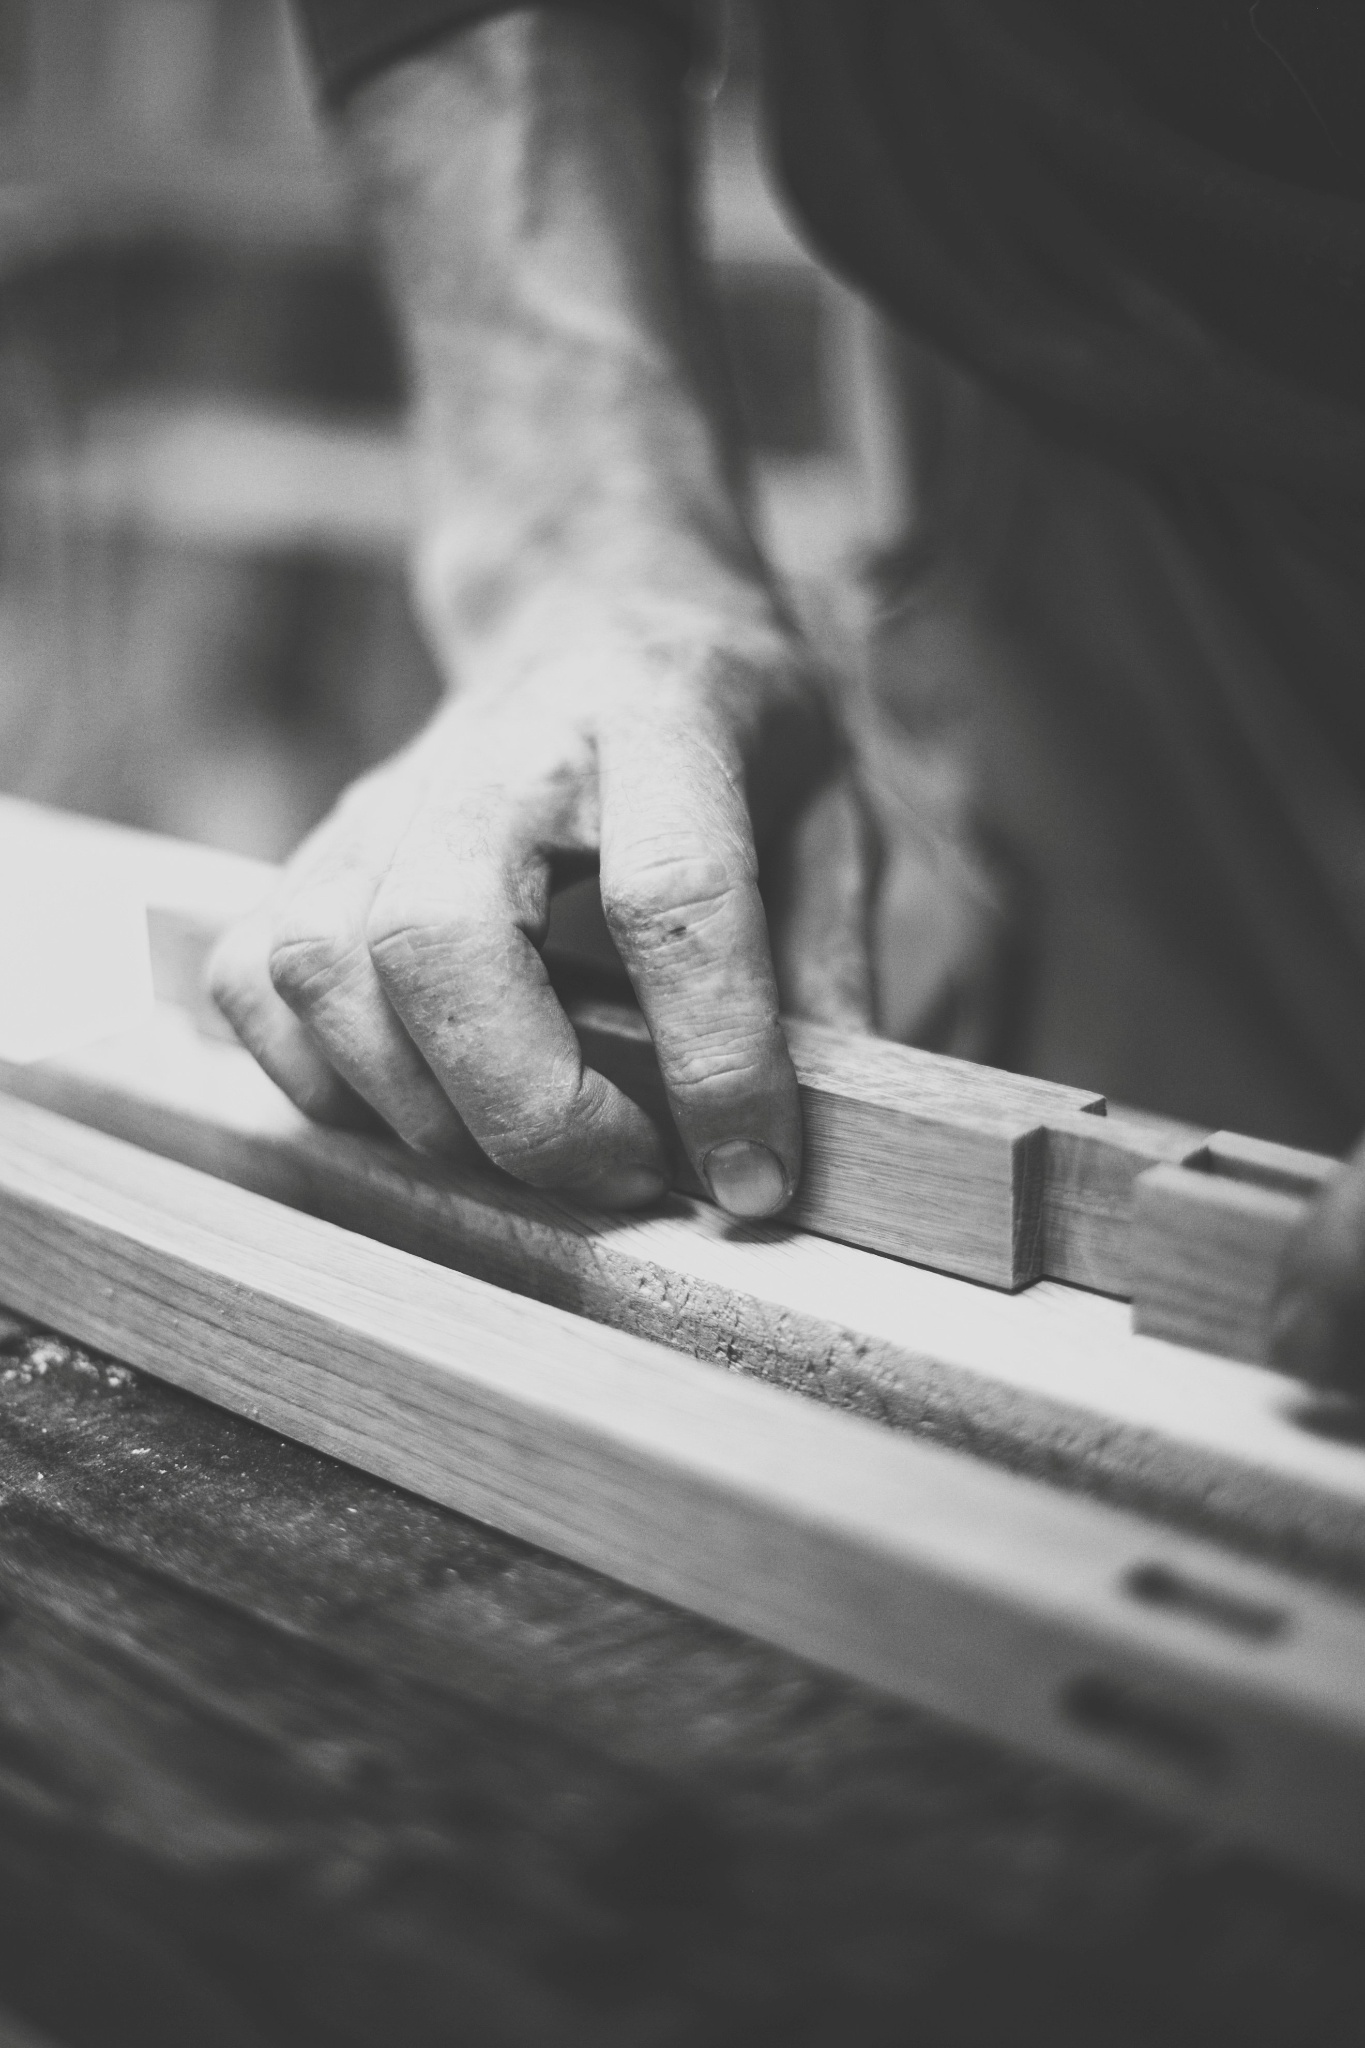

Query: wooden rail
<box><xmin>6</xmin><ymin>1004</ymin><xmax>1365</xmax><ymax>1586</ymax></box>
<box><xmin>3</xmin><ymin>1089</ymin><xmax>1365</xmax><ymax>1897</ymax></box>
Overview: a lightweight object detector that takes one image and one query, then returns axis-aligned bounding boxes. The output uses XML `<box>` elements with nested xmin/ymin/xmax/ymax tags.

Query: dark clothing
<box><xmin>294</xmin><ymin>2</ymin><xmax>1365</xmax><ymax>502</ymax></box>
<box><xmin>766</xmin><ymin>3</ymin><xmax>1365</xmax><ymax>507</ymax></box>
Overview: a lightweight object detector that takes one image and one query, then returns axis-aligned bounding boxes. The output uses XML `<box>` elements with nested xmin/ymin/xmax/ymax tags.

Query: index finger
<box><xmin>598</xmin><ymin>718</ymin><xmax>801</xmax><ymax>1220</ymax></box>
<box><xmin>364</xmin><ymin>796</ymin><xmax>671</xmax><ymax>1208</ymax></box>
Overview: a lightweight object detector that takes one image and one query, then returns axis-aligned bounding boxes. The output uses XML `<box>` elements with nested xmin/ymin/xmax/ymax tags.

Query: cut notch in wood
<box><xmin>1132</xmin><ymin>1138</ymin><xmax>1342</xmax><ymax>1365</ymax></box>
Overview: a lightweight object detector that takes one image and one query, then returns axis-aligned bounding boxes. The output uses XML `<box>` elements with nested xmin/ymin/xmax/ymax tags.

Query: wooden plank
<box><xmin>1202</xmin><ymin>1130</ymin><xmax>1339</xmax><ymax>1200</ymax></box>
<box><xmin>12</xmin><ymin>1009</ymin><xmax>1365</xmax><ymax>1585</ymax></box>
<box><xmin>4</xmin><ymin>1093</ymin><xmax>1365</xmax><ymax>1895</ymax></box>
<box><xmin>1132</xmin><ymin>1139</ymin><xmax>1343</xmax><ymax>1365</ymax></box>
<box><xmin>0</xmin><ymin>796</ymin><xmax>274</xmax><ymax>931</ymax></box>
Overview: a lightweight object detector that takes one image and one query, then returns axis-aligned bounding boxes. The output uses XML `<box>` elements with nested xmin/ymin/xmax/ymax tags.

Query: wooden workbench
<box><xmin>5</xmin><ymin>1308</ymin><xmax>1365</xmax><ymax>2047</ymax></box>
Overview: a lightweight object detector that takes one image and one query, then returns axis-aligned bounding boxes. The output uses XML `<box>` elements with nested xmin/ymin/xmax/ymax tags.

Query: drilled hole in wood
<box><xmin>1123</xmin><ymin>1563</ymin><xmax>1289</xmax><ymax>1642</ymax></box>
<box><xmin>1060</xmin><ymin>1674</ymin><xmax>1230</xmax><ymax>1784</ymax></box>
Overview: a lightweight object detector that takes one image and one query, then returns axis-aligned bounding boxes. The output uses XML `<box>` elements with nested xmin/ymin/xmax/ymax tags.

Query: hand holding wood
<box><xmin>206</xmin><ymin>601</ymin><xmax>876</xmax><ymax>1222</ymax></box>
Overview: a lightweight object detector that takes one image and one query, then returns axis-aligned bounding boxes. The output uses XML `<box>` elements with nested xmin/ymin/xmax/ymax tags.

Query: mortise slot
<box><xmin>1185</xmin><ymin>1140</ymin><xmax>1330</xmax><ymax>1202</ymax></box>
<box><xmin>1123</xmin><ymin>1562</ymin><xmax>1290</xmax><ymax>1643</ymax></box>
<box><xmin>1059</xmin><ymin>1674</ymin><xmax>1230</xmax><ymax>1784</ymax></box>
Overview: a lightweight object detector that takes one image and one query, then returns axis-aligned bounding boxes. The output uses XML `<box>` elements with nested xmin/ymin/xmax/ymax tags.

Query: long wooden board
<box><xmin>3</xmin><ymin>1089</ymin><xmax>1365</xmax><ymax>1897</ymax></box>
<box><xmin>10</xmin><ymin>1006</ymin><xmax>1365</xmax><ymax>1586</ymax></box>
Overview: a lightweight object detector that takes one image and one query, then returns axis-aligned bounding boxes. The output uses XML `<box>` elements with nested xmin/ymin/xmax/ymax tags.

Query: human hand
<box><xmin>207</xmin><ymin>586</ymin><xmax>875</xmax><ymax>1218</ymax></box>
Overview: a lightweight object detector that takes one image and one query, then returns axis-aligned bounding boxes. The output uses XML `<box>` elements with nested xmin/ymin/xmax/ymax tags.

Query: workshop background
<box><xmin>0</xmin><ymin>0</ymin><xmax>904</xmax><ymax>859</ymax></box>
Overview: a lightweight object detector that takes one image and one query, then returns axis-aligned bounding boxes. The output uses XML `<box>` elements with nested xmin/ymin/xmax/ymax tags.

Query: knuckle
<box><xmin>365</xmin><ymin>869</ymin><xmax>504</xmax><ymax>981</ymax></box>
<box><xmin>267</xmin><ymin>915</ymin><xmax>359</xmax><ymax>1009</ymax></box>
<box><xmin>661</xmin><ymin>1025</ymin><xmax>777</xmax><ymax>1105</ymax></box>
<box><xmin>362</xmin><ymin>888</ymin><xmax>425</xmax><ymax>965</ymax></box>
<box><xmin>602</xmin><ymin>848</ymin><xmax>742</xmax><ymax>954</ymax></box>
<box><xmin>365</xmin><ymin>893</ymin><xmax>459</xmax><ymax>977</ymax></box>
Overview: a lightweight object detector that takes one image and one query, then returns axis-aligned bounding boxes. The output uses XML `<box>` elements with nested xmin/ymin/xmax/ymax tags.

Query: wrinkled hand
<box><xmin>208</xmin><ymin>594</ymin><xmax>875</xmax><ymax>1218</ymax></box>
<box><xmin>1270</xmin><ymin>1138</ymin><xmax>1365</xmax><ymax>1390</ymax></box>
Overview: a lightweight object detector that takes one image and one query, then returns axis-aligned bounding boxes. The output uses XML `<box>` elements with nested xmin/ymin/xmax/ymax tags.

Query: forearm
<box><xmin>340</xmin><ymin>9</ymin><xmax>777</xmax><ymax>674</ymax></box>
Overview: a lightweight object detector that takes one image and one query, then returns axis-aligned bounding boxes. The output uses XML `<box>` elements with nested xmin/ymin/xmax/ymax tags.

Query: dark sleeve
<box><xmin>292</xmin><ymin>1</ymin><xmax>699</xmax><ymax>104</ymax></box>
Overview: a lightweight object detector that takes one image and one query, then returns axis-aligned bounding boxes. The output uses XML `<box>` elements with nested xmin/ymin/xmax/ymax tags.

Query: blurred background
<box><xmin>0</xmin><ymin>0</ymin><xmax>907</xmax><ymax>861</ymax></box>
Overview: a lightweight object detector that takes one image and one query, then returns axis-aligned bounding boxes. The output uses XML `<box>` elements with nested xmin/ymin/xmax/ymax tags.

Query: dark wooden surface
<box><xmin>3</xmin><ymin>1310</ymin><xmax>1365</xmax><ymax>2048</ymax></box>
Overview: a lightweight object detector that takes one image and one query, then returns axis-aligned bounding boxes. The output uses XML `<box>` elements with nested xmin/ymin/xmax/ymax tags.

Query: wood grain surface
<box><xmin>4</xmin><ymin>1095</ymin><xmax>1365</xmax><ymax>1896</ymax></box>
<box><xmin>12</xmin><ymin>1009</ymin><xmax>1365</xmax><ymax>1588</ymax></box>
<box><xmin>6</xmin><ymin>1316</ymin><xmax>1365</xmax><ymax>2047</ymax></box>
<box><xmin>1042</xmin><ymin>1109</ymin><xmax>1208</xmax><ymax>1294</ymax></box>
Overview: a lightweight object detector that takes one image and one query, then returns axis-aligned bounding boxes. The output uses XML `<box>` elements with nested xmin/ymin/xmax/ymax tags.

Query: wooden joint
<box><xmin>1131</xmin><ymin>1137</ymin><xmax>1341</xmax><ymax>1364</ymax></box>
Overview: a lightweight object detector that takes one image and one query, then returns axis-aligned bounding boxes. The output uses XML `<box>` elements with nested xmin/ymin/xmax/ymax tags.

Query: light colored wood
<box><xmin>1132</xmin><ymin>1164</ymin><xmax>1303</xmax><ymax>1366</ymax></box>
<box><xmin>146</xmin><ymin>902</ymin><xmax>240</xmax><ymax>1043</ymax></box>
<box><xmin>13</xmin><ymin>1008</ymin><xmax>1365</xmax><ymax>1584</ymax></box>
<box><xmin>782</xmin><ymin>1017</ymin><xmax>1098</xmax><ymax>1285</ymax></box>
<box><xmin>1042</xmin><ymin>1110</ymin><xmax>1208</xmax><ymax>1294</ymax></box>
<box><xmin>1202</xmin><ymin>1130</ymin><xmax>1339</xmax><ymax>1199</ymax></box>
<box><xmin>4</xmin><ymin>1091</ymin><xmax>1365</xmax><ymax>1895</ymax></box>
<box><xmin>1132</xmin><ymin>1135</ymin><xmax>1342</xmax><ymax>1364</ymax></box>
<box><xmin>0</xmin><ymin>795</ymin><xmax>274</xmax><ymax>936</ymax></box>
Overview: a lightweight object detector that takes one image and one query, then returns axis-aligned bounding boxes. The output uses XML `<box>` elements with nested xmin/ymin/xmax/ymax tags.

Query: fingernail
<box><xmin>703</xmin><ymin>1140</ymin><xmax>789</xmax><ymax>1220</ymax></box>
<box><xmin>579</xmin><ymin>1164</ymin><xmax>669</xmax><ymax>1212</ymax></box>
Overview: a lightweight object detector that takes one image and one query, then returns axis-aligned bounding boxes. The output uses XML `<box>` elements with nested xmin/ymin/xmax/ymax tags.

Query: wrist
<box><xmin>424</xmin><ymin>540</ymin><xmax>794</xmax><ymax>702</ymax></box>
<box><xmin>410</xmin><ymin>416</ymin><xmax>788</xmax><ymax>693</ymax></box>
